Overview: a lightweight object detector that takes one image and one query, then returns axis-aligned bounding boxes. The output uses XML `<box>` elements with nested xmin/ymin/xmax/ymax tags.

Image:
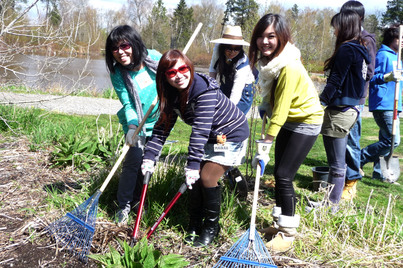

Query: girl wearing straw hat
<box><xmin>209</xmin><ymin>25</ymin><xmax>255</xmax><ymax>115</ymax></box>
<box><xmin>209</xmin><ymin>25</ymin><xmax>256</xmax><ymax>199</ymax></box>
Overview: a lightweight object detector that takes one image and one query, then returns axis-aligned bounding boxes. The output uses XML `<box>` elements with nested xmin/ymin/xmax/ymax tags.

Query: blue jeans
<box><xmin>323</xmin><ymin>135</ymin><xmax>348</xmax><ymax>204</ymax></box>
<box><xmin>361</xmin><ymin>111</ymin><xmax>400</xmax><ymax>179</ymax></box>
<box><xmin>346</xmin><ymin>105</ymin><xmax>363</xmax><ymax>181</ymax></box>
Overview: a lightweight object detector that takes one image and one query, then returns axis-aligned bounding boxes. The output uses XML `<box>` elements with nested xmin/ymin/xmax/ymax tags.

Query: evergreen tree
<box><xmin>382</xmin><ymin>0</ymin><xmax>403</xmax><ymax>26</ymax></box>
<box><xmin>141</xmin><ymin>0</ymin><xmax>170</xmax><ymax>52</ymax></box>
<box><xmin>171</xmin><ymin>0</ymin><xmax>194</xmax><ymax>49</ymax></box>
<box><xmin>291</xmin><ymin>4</ymin><xmax>299</xmax><ymax>20</ymax></box>
<box><xmin>230</xmin><ymin>0</ymin><xmax>259</xmax><ymax>42</ymax></box>
<box><xmin>222</xmin><ymin>0</ymin><xmax>235</xmax><ymax>33</ymax></box>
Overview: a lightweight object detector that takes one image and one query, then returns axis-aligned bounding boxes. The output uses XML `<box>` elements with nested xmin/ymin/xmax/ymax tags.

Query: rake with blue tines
<box><xmin>45</xmin><ymin>97</ymin><xmax>157</xmax><ymax>262</ymax></box>
<box><xmin>214</xmin><ymin>116</ymin><xmax>276</xmax><ymax>268</ymax></box>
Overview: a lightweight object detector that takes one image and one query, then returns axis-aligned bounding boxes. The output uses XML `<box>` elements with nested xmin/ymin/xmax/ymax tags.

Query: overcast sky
<box><xmin>88</xmin><ymin>0</ymin><xmax>389</xmax><ymax>14</ymax></box>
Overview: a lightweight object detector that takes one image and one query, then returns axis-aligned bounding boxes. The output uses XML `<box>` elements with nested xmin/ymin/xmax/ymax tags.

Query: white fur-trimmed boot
<box><xmin>266</xmin><ymin>214</ymin><xmax>300</xmax><ymax>252</ymax></box>
<box><xmin>259</xmin><ymin>206</ymin><xmax>281</xmax><ymax>238</ymax></box>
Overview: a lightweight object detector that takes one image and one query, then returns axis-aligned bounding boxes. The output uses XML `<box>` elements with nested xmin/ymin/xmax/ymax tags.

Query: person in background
<box><xmin>105</xmin><ymin>25</ymin><xmax>161</xmax><ymax>225</ymax></box>
<box><xmin>209</xmin><ymin>25</ymin><xmax>255</xmax><ymax>198</ymax></box>
<box><xmin>141</xmin><ymin>50</ymin><xmax>249</xmax><ymax>247</ymax></box>
<box><xmin>249</xmin><ymin>13</ymin><xmax>323</xmax><ymax>251</ymax></box>
<box><xmin>340</xmin><ymin>0</ymin><xmax>377</xmax><ymax>200</ymax></box>
<box><xmin>320</xmin><ymin>12</ymin><xmax>370</xmax><ymax>209</ymax></box>
<box><xmin>360</xmin><ymin>25</ymin><xmax>402</xmax><ymax>182</ymax></box>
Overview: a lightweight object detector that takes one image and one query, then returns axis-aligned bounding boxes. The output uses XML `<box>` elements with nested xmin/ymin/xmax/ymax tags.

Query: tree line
<box><xmin>1</xmin><ymin>0</ymin><xmax>403</xmax><ymax>92</ymax></box>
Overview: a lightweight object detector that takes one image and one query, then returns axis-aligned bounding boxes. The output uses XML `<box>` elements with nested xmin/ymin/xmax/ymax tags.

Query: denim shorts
<box><xmin>202</xmin><ymin>139</ymin><xmax>248</xmax><ymax>166</ymax></box>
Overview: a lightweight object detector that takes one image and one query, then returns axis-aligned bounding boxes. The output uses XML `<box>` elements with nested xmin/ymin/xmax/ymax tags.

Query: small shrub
<box><xmin>89</xmin><ymin>237</ymin><xmax>189</xmax><ymax>268</ymax></box>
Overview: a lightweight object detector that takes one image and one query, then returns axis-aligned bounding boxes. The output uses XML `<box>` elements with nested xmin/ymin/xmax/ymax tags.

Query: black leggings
<box><xmin>274</xmin><ymin>128</ymin><xmax>318</xmax><ymax>216</ymax></box>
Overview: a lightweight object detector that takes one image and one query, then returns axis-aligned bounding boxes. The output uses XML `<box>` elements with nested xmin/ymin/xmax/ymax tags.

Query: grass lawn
<box><xmin>1</xmin><ymin>104</ymin><xmax>402</xmax><ymax>266</ymax></box>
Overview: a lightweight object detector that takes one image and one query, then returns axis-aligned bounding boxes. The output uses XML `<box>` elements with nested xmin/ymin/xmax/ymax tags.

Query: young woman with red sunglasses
<box><xmin>105</xmin><ymin>25</ymin><xmax>162</xmax><ymax>225</ymax></box>
<box><xmin>141</xmin><ymin>50</ymin><xmax>249</xmax><ymax>247</ymax></box>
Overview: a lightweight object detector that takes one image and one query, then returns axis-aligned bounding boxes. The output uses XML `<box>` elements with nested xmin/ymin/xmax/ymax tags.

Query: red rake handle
<box><xmin>147</xmin><ymin>183</ymin><xmax>187</xmax><ymax>239</ymax></box>
<box><xmin>131</xmin><ymin>172</ymin><xmax>152</xmax><ymax>240</ymax></box>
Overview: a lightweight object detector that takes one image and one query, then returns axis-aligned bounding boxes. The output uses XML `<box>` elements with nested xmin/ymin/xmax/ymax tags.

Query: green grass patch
<box><xmin>1</xmin><ymin>103</ymin><xmax>402</xmax><ymax>266</ymax></box>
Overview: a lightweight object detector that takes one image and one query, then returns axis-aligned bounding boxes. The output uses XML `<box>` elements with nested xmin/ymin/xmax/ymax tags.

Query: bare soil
<box><xmin>0</xmin><ymin>135</ymin><xmax>311</xmax><ymax>267</ymax></box>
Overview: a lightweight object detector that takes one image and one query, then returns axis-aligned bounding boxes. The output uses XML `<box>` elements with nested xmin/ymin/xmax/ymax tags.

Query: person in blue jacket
<box><xmin>360</xmin><ymin>25</ymin><xmax>402</xmax><ymax>182</ymax></box>
<box><xmin>105</xmin><ymin>25</ymin><xmax>161</xmax><ymax>225</ymax></box>
<box><xmin>141</xmin><ymin>50</ymin><xmax>249</xmax><ymax>247</ymax></box>
<box><xmin>319</xmin><ymin>11</ymin><xmax>370</xmax><ymax>208</ymax></box>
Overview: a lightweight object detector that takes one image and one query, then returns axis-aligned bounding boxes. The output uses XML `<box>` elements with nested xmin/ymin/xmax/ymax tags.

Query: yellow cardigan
<box><xmin>266</xmin><ymin>60</ymin><xmax>324</xmax><ymax>137</ymax></box>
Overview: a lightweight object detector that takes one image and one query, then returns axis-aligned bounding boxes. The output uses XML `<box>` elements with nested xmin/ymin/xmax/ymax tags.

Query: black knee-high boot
<box><xmin>184</xmin><ymin>180</ymin><xmax>203</xmax><ymax>243</ymax></box>
<box><xmin>193</xmin><ymin>185</ymin><xmax>221</xmax><ymax>247</ymax></box>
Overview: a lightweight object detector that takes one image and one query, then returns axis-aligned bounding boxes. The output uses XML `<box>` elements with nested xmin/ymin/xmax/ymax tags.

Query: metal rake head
<box><xmin>213</xmin><ymin>228</ymin><xmax>276</xmax><ymax>267</ymax></box>
<box><xmin>45</xmin><ymin>191</ymin><xmax>101</xmax><ymax>262</ymax></box>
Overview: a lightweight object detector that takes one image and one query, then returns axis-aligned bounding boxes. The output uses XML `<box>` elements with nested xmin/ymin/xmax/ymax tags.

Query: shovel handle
<box><xmin>386</xmin><ymin>25</ymin><xmax>403</xmax><ymax>162</ymax></box>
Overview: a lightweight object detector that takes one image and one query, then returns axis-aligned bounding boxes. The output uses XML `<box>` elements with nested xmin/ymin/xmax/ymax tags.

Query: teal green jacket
<box><xmin>110</xmin><ymin>50</ymin><xmax>161</xmax><ymax>135</ymax></box>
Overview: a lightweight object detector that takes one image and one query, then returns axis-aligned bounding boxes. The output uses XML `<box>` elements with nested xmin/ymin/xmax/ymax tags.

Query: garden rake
<box><xmin>45</xmin><ymin>97</ymin><xmax>158</xmax><ymax>262</ymax></box>
<box><xmin>214</xmin><ymin>116</ymin><xmax>276</xmax><ymax>268</ymax></box>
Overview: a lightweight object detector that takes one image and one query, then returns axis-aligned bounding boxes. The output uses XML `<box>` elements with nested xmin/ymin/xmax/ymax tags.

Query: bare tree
<box><xmin>126</xmin><ymin>0</ymin><xmax>153</xmax><ymax>30</ymax></box>
<box><xmin>193</xmin><ymin>0</ymin><xmax>224</xmax><ymax>53</ymax></box>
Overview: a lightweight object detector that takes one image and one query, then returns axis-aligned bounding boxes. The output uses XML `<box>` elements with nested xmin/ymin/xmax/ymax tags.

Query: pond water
<box><xmin>1</xmin><ymin>54</ymin><xmax>113</xmax><ymax>92</ymax></box>
<box><xmin>1</xmin><ymin>54</ymin><xmax>323</xmax><ymax>92</ymax></box>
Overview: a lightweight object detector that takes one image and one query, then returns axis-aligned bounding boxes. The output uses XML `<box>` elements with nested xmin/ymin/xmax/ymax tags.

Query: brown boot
<box><xmin>341</xmin><ymin>179</ymin><xmax>358</xmax><ymax>200</ymax></box>
<box><xmin>266</xmin><ymin>214</ymin><xmax>300</xmax><ymax>252</ymax></box>
<box><xmin>259</xmin><ymin>206</ymin><xmax>281</xmax><ymax>239</ymax></box>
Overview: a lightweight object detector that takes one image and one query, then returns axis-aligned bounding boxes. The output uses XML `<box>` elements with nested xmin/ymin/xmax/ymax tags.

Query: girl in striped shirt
<box><xmin>141</xmin><ymin>50</ymin><xmax>249</xmax><ymax>247</ymax></box>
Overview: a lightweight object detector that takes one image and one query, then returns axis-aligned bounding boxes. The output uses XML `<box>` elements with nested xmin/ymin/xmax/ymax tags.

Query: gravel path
<box><xmin>0</xmin><ymin>91</ymin><xmax>373</xmax><ymax>118</ymax></box>
<box><xmin>0</xmin><ymin>92</ymin><xmax>122</xmax><ymax>115</ymax></box>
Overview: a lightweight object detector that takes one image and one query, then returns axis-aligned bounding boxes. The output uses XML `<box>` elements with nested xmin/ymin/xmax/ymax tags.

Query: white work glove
<box><xmin>125</xmin><ymin>127</ymin><xmax>138</xmax><ymax>147</ymax></box>
<box><xmin>252</xmin><ymin>140</ymin><xmax>273</xmax><ymax>172</ymax></box>
<box><xmin>384</xmin><ymin>71</ymin><xmax>403</xmax><ymax>83</ymax></box>
<box><xmin>141</xmin><ymin>159</ymin><xmax>155</xmax><ymax>176</ymax></box>
<box><xmin>185</xmin><ymin>168</ymin><xmax>200</xmax><ymax>189</ymax></box>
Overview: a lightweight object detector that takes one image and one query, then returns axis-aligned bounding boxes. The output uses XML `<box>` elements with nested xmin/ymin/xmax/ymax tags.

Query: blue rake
<box><xmin>46</xmin><ymin>97</ymin><xmax>158</xmax><ymax>261</ymax></box>
<box><xmin>214</xmin><ymin>159</ymin><xmax>276</xmax><ymax>268</ymax></box>
<box><xmin>45</xmin><ymin>191</ymin><xmax>101</xmax><ymax>262</ymax></box>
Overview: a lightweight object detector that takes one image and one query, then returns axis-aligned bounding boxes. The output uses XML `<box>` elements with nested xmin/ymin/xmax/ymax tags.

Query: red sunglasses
<box><xmin>165</xmin><ymin>65</ymin><xmax>190</xmax><ymax>78</ymax></box>
<box><xmin>112</xmin><ymin>42</ymin><xmax>131</xmax><ymax>53</ymax></box>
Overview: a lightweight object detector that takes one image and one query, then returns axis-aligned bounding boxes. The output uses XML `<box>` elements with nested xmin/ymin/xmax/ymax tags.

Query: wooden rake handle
<box><xmin>99</xmin><ymin>96</ymin><xmax>158</xmax><ymax>192</ymax></box>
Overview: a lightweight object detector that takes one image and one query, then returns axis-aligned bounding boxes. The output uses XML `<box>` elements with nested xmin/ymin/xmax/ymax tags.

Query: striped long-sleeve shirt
<box><xmin>143</xmin><ymin>73</ymin><xmax>249</xmax><ymax>170</ymax></box>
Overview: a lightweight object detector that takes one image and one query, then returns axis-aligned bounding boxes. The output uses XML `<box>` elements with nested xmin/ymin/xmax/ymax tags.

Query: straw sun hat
<box><xmin>211</xmin><ymin>25</ymin><xmax>250</xmax><ymax>46</ymax></box>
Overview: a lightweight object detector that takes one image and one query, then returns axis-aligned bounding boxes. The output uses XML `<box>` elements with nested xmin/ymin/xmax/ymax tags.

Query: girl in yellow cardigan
<box><xmin>249</xmin><ymin>13</ymin><xmax>324</xmax><ymax>251</ymax></box>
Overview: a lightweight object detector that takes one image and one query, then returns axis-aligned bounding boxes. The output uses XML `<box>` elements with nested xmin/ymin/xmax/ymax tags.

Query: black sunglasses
<box><xmin>224</xmin><ymin>45</ymin><xmax>242</xmax><ymax>52</ymax></box>
<box><xmin>112</xmin><ymin>42</ymin><xmax>131</xmax><ymax>53</ymax></box>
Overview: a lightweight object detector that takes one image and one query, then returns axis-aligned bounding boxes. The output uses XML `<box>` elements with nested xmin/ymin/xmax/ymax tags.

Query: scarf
<box><xmin>257</xmin><ymin>42</ymin><xmax>301</xmax><ymax>107</ymax></box>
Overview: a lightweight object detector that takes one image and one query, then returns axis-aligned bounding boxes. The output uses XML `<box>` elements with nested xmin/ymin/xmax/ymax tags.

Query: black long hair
<box><xmin>249</xmin><ymin>13</ymin><xmax>292</xmax><ymax>67</ymax></box>
<box><xmin>324</xmin><ymin>11</ymin><xmax>363</xmax><ymax>73</ymax></box>
<box><xmin>215</xmin><ymin>44</ymin><xmax>244</xmax><ymax>83</ymax></box>
<box><xmin>105</xmin><ymin>25</ymin><xmax>148</xmax><ymax>73</ymax></box>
